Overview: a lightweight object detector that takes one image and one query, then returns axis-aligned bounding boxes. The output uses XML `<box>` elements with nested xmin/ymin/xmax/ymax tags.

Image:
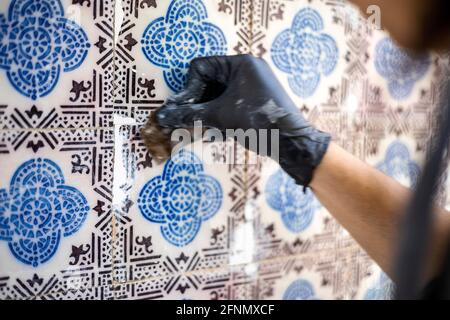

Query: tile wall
<box><xmin>0</xmin><ymin>0</ymin><xmax>448</xmax><ymax>300</ymax></box>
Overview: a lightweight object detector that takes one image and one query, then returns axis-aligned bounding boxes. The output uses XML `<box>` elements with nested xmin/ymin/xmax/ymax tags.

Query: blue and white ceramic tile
<box><xmin>111</xmin><ymin>0</ymin><xmax>256</xmax><ymax>284</ymax></box>
<box><xmin>0</xmin><ymin>0</ymin><xmax>115</xmax><ymax>130</ymax></box>
<box><xmin>252</xmin><ymin>1</ymin><xmax>346</xmax><ymax>108</ymax></box>
<box><xmin>365</xmin><ymin>137</ymin><xmax>424</xmax><ymax>187</ymax></box>
<box><xmin>246</xmin><ymin>156</ymin><xmax>337</xmax><ymax>261</ymax></box>
<box><xmin>0</xmin><ymin>0</ymin><xmax>448</xmax><ymax>300</ymax></box>
<box><xmin>113</xmin><ymin>0</ymin><xmax>252</xmax><ymax>124</ymax></box>
<box><xmin>110</xmin><ymin>250</ymin><xmax>374</xmax><ymax>300</ymax></box>
<box><xmin>357</xmin><ymin>267</ymin><xmax>395</xmax><ymax>300</ymax></box>
<box><xmin>112</xmin><ymin>124</ymin><xmax>253</xmax><ymax>283</ymax></box>
<box><xmin>0</xmin><ymin>128</ymin><xmax>114</xmax><ymax>299</ymax></box>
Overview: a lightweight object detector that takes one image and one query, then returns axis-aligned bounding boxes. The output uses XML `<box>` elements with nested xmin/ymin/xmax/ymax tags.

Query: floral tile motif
<box><xmin>265</xmin><ymin>168</ymin><xmax>321</xmax><ymax>233</ymax></box>
<box><xmin>112</xmin><ymin>125</ymin><xmax>251</xmax><ymax>283</ymax></box>
<box><xmin>374</xmin><ymin>38</ymin><xmax>431</xmax><ymax>101</ymax></box>
<box><xmin>0</xmin><ymin>0</ymin><xmax>91</xmax><ymax>100</ymax></box>
<box><xmin>137</xmin><ymin>149</ymin><xmax>223</xmax><ymax>247</ymax></box>
<box><xmin>0</xmin><ymin>128</ymin><xmax>114</xmax><ymax>299</ymax></box>
<box><xmin>0</xmin><ymin>0</ymin><xmax>115</xmax><ymax>130</ymax></box>
<box><xmin>0</xmin><ymin>158</ymin><xmax>90</xmax><ymax>267</ymax></box>
<box><xmin>113</xmin><ymin>0</ymin><xmax>251</xmax><ymax>124</ymax></box>
<box><xmin>362</xmin><ymin>271</ymin><xmax>395</xmax><ymax>300</ymax></box>
<box><xmin>271</xmin><ymin>8</ymin><xmax>339</xmax><ymax>98</ymax></box>
<box><xmin>141</xmin><ymin>0</ymin><xmax>228</xmax><ymax>92</ymax></box>
<box><xmin>282</xmin><ymin>279</ymin><xmax>318</xmax><ymax>300</ymax></box>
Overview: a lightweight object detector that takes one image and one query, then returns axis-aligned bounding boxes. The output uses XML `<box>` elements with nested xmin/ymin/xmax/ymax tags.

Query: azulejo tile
<box><xmin>252</xmin><ymin>0</ymin><xmax>347</xmax><ymax>107</ymax></box>
<box><xmin>271</xmin><ymin>7</ymin><xmax>339</xmax><ymax>99</ymax></box>
<box><xmin>0</xmin><ymin>0</ymin><xmax>115</xmax><ymax>130</ymax></box>
<box><xmin>357</xmin><ymin>268</ymin><xmax>395</xmax><ymax>300</ymax></box>
<box><xmin>111</xmin><ymin>249</ymin><xmax>375</xmax><ymax>300</ymax></box>
<box><xmin>141</xmin><ymin>0</ymin><xmax>228</xmax><ymax>93</ymax></box>
<box><xmin>113</xmin><ymin>0</ymin><xmax>252</xmax><ymax>124</ymax></box>
<box><xmin>238</xmin><ymin>247</ymin><xmax>375</xmax><ymax>300</ymax></box>
<box><xmin>0</xmin><ymin>128</ymin><xmax>114</xmax><ymax>299</ymax></box>
<box><xmin>113</xmin><ymin>268</ymin><xmax>237</xmax><ymax>300</ymax></box>
<box><xmin>112</xmin><ymin>124</ymin><xmax>254</xmax><ymax>283</ymax></box>
<box><xmin>374</xmin><ymin>38</ymin><xmax>431</xmax><ymax>101</ymax></box>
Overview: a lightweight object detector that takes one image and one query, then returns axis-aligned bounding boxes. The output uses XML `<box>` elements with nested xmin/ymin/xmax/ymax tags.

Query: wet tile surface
<box><xmin>0</xmin><ymin>0</ymin><xmax>449</xmax><ymax>299</ymax></box>
<box><xmin>0</xmin><ymin>0</ymin><xmax>115</xmax><ymax>130</ymax></box>
<box><xmin>112</xmin><ymin>125</ymin><xmax>250</xmax><ymax>282</ymax></box>
<box><xmin>0</xmin><ymin>128</ymin><xmax>114</xmax><ymax>299</ymax></box>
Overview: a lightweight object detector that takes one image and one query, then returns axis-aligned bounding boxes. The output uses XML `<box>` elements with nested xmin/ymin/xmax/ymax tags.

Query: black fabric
<box><xmin>421</xmin><ymin>277</ymin><xmax>441</xmax><ymax>300</ymax></box>
<box><xmin>394</xmin><ymin>77</ymin><xmax>450</xmax><ymax>299</ymax></box>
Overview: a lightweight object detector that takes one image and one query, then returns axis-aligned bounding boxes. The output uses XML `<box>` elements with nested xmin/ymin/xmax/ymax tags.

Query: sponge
<box><xmin>141</xmin><ymin>111</ymin><xmax>172</xmax><ymax>163</ymax></box>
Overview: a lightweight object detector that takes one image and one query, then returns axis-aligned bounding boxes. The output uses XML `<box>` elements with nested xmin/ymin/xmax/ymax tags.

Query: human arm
<box><xmin>310</xmin><ymin>142</ymin><xmax>450</xmax><ymax>285</ymax></box>
<box><xmin>153</xmin><ymin>54</ymin><xmax>450</xmax><ymax>287</ymax></box>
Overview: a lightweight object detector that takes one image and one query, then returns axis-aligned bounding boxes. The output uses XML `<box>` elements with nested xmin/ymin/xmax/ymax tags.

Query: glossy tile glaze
<box><xmin>111</xmin><ymin>0</ymin><xmax>253</xmax><ymax>284</ymax></box>
<box><xmin>0</xmin><ymin>128</ymin><xmax>114</xmax><ymax>299</ymax></box>
<box><xmin>112</xmin><ymin>125</ymin><xmax>249</xmax><ymax>282</ymax></box>
<box><xmin>0</xmin><ymin>0</ymin><xmax>115</xmax><ymax>130</ymax></box>
<box><xmin>113</xmin><ymin>0</ymin><xmax>252</xmax><ymax>124</ymax></box>
<box><xmin>0</xmin><ymin>0</ymin><xmax>449</xmax><ymax>300</ymax></box>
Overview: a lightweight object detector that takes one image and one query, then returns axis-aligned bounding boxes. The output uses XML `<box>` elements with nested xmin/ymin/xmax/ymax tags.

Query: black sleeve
<box><xmin>420</xmin><ymin>277</ymin><xmax>442</xmax><ymax>299</ymax></box>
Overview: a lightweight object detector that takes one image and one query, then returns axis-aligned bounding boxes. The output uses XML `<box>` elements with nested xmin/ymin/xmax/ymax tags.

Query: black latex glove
<box><xmin>155</xmin><ymin>54</ymin><xmax>331</xmax><ymax>188</ymax></box>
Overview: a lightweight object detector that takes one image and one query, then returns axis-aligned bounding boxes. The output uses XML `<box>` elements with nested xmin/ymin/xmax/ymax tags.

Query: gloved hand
<box><xmin>155</xmin><ymin>54</ymin><xmax>331</xmax><ymax>188</ymax></box>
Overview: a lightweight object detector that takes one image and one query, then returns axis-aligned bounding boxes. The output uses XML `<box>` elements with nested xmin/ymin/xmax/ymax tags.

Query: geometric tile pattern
<box><xmin>0</xmin><ymin>0</ymin><xmax>449</xmax><ymax>300</ymax></box>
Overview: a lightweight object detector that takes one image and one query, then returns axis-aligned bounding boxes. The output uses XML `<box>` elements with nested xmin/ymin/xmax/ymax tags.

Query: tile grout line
<box><xmin>110</xmin><ymin>0</ymin><xmax>120</xmax><ymax>301</ymax></box>
<box><xmin>110</xmin><ymin>243</ymin><xmax>368</xmax><ymax>287</ymax></box>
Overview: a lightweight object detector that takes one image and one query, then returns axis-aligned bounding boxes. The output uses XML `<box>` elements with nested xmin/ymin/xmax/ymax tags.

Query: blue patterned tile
<box><xmin>0</xmin><ymin>128</ymin><xmax>114</xmax><ymax>299</ymax></box>
<box><xmin>375</xmin><ymin>37</ymin><xmax>430</xmax><ymax>100</ymax></box>
<box><xmin>0</xmin><ymin>158</ymin><xmax>90</xmax><ymax>267</ymax></box>
<box><xmin>271</xmin><ymin>8</ymin><xmax>338</xmax><ymax>98</ymax></box>
<box><xmin>249</xmin><ymin>3</ymin><xmax>445</xmax><ymax>303</ymax></box>
<box><xmin>363</xmin><ymin>272</ymin><xmax>395</xmax><ymax>300</ymax></box>
<box><xmin>113</xmin><ymin>0</ymin><xmax>251</xmax><ymax>124</ymax></box>
<box><xmin>137</xmin><ymin>149</ymin><xmax>223</xmax><ymax>247</ymax></box>
<box><xmin>265</xmin><ymin>168</ymin><xmax>321</xmax><ymax>233</ymax></box>
<box><xmin>0</xmin><ymin>0</ymin><xmax>115</xmax><ymax>129</ymax></box>
<box><xmin>282</xmin><ymin>279</ymin><xmax>318</xmax><ymax>300</ymax></box>
<box><xmin>257</xmin><ymin>252</ymin><xmax>374</xmax><ymax>300</ymax></box>
<box><xmin>251</xmin><ymin>1</ymin><xmax>344</xmax><ymax>106</ymax></box>
<box><xmin>112</xmin><ymin>124</ymin><xmax>250</xmax><ymax>283</ymax></box>
<box><xmin>0</xmin><ymin>0</ymin><xmax>90</xmax><ymax>100</ymax></box>
<box><xmin>141</xmin><ymin>0</ymin><xmax>227</xmax><ymax>93</ymax></box>
<box><xmin>376</xmin><ymin>140</ymin><xmax>421</xmax><ymax>187</ymax></box>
